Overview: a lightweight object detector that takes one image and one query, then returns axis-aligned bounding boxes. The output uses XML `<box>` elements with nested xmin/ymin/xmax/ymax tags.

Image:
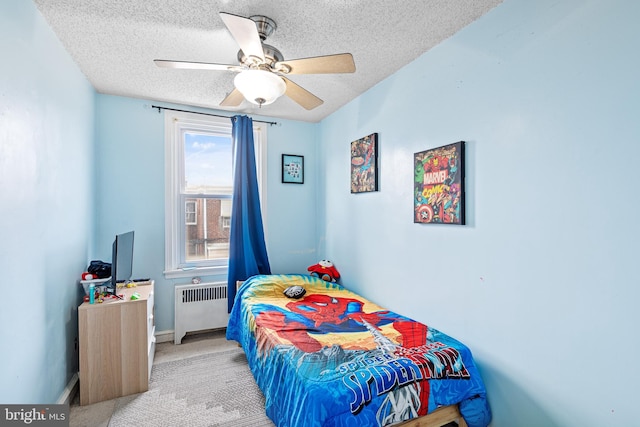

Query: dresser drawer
<box><xmin>148</xmin><ymin>326</ymin><xmax>156</xmax><ymax>380</ymax></box>
<box><xmin>147</xmin><ymin>310</ymin><xmax>154</xmax><ymax>340</ymax></box>
<box><xmin>146</xmin><ymin>290</ymin><xmax>155</xmax><ymax>342</ymax></box>
<box><xmin>146</xmin><ymin>290</ymin><xmax>154</xmax><ymax>317</ymax></box>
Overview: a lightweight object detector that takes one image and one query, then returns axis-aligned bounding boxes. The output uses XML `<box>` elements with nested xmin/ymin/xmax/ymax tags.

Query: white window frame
<box><xmin>164</xmin><ymin>110</ymin><xmax>267</xmax><ymax>279</ymax></box>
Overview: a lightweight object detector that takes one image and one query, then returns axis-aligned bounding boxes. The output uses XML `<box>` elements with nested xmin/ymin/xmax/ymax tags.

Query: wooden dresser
<box><xmin>78</xmin><ymin>281</ymin><xmax>155</xmax><ymax>405</ymax></box>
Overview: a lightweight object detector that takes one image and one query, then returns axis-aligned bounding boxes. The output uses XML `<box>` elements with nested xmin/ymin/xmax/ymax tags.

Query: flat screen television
<box><xmin>110</xmin><ymin>230</ymin><xmax>134</xmax><ymax>295</ymax></box>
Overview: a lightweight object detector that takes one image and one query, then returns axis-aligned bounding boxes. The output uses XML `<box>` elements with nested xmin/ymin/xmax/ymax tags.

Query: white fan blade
<box><xmin>154</xmin><ymin>59</ymin><xmax>243</xmax><ymax>72</ymax></box>
<box><xmin>219</xmin><ymin>12</ymin><xmax>265</xmax><ymax>63</ymax></box>
<box><xmin>283</xmin><ymin>77</ymin><xmax>323</xmax><ymax>110</ymax></box>
<box><xmin>278</xmin><ymin>53</ymin><xmax>356</xmax><ymax>75</ymax></box>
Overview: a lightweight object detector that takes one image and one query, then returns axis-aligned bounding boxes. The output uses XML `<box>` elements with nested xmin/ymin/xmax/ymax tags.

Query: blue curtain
<box><xmin>227</xmin><ymin>115</ymin><xmax>271</xmax><ymax>312</ymax></box>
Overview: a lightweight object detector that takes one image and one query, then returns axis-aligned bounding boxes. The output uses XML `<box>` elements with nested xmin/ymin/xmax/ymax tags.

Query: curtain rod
<box><xmin>151</xmin><ymin>105</ymin><xmax>278</xmax><ymax>126</ymax></box>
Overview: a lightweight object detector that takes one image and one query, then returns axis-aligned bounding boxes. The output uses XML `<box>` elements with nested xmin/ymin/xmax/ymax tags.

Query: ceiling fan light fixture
<box><xmin>234</xmin><ymin>69</ymin><xmax>286</xmax><ymax>106</ymax></box>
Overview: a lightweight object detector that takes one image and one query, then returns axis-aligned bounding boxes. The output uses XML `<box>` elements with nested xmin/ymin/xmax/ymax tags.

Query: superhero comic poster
<box><xmin>414</xmin><ymin>141</ymin><xmax>465</xmax><ymax>224</ymax></box>
<box><xmin>351</xmin><ymin>133</ymin><xmax>378</xmax><ymax>193</ymax></box>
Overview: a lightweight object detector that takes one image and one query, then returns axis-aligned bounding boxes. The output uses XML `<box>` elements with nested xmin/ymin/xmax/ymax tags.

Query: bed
<box><xmin>226</xmin><ymin>274</ymin><xmax>491</xmax><ymax>427</ymax></box>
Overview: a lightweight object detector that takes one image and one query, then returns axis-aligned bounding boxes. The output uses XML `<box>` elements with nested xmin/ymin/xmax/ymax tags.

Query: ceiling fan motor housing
<box><xmin>237</xmin><ymin>43</ymin><xmax>284</xmax><ymax>69</ymax></box>
<box><xmin>237</xmin><ymin>15</ymin><xmax>285</xmax><ymax>71</ymax></box>
<box><xmin>250</xmin><ymin>15</ymin><xmax>276</xmax><ymax>40</ymax></box>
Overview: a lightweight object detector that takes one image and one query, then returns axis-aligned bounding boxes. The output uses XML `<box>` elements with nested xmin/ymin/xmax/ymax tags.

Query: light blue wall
<box><xmin>266</xmin><ymin>118</ymin><xmax>320</xmax><ymax>272</ymax></box>
<box><xmin>93</xmin><ymin>96</ymin><xmax>319</xmax><ymax>332</ymax></box>
<box><xmin>0</xmin><ymin>1</ymin><xmax>95</xmax><ymax>403</ymax></box>
<box><xmin>318</xmin><ymin>0</ymin><xmax>640</xmax><ymax>426</ymax></box>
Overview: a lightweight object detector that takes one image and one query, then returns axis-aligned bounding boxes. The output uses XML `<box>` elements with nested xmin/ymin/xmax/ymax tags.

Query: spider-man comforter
<box><xmin>226</xmin><ymin>274</ymin><xmax>491</xmax><ymax>427</ymax></box>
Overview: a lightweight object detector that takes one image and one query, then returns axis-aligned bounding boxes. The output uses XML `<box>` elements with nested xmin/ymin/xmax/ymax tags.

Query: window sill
<box><xmin>163</xmin><ymin>265</ymin><xmax>228</xmax><ymax>280</ymax></box>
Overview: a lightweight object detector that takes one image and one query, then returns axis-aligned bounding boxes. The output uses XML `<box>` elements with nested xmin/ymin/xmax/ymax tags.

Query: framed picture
<box><xmin>414</xmin><ymin>141</ymin><xmax>465</xmax><ymax>225</ymax></box>
<box><xmin>282</xmin><ymin>154</ymin><xmax>304</xmax><ymax>184</ymax></box>
<box><xmin>350</xmin><ymin>133</ymin><xmax>378</xmax><ymax>193</ymax></box>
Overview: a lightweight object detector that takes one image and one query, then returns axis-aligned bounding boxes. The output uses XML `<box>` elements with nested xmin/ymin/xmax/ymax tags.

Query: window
<box><xmin>164</xmin><ymin>111</ymin><xmax>267</xmax><ymax>279</ymax></box>
<box><xmin>185</xmin><ymin>200</ymin><xmax>197</xmax><ymax>225</ymax></box>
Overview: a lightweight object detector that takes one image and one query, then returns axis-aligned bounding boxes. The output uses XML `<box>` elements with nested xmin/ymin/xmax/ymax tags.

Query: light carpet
<box><xmin>109</xmin><ymin>347</ymin><xmax>275</xmax><ymax>427</ymax></box>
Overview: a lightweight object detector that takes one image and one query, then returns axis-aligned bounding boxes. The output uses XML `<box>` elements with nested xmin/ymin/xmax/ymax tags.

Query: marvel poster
<box><xmin>414</xmin><ymin>141</ymin><xmax>465</xmax><ymax>224</ymax></box>
<box><xmin>350</xmin><ymin>133</ymin><xmax>378</xmax><ymax>193</ymax></box>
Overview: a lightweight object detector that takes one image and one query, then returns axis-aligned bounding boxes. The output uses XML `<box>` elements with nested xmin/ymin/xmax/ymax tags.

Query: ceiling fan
<box><xmin>154</xmin><ymin>12</ymin><xmax>356</xmax><ymax>110</ymax></box>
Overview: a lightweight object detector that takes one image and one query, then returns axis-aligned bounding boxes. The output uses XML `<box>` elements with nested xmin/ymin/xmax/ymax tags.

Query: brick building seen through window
<box><xmin>185</xmin><ymin>197</ymin><xmax>232</xmax><ymax>261</ymax></box>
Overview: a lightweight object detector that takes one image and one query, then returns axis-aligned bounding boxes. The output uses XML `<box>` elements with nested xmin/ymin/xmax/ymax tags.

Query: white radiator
<box><xmin>174</xmin><ymin>282</ymin><xmax>229</xmax><ymax>344</ymax></box>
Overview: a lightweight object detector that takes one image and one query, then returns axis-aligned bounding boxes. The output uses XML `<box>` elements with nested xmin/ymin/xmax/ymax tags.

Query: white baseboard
<box><xmin>57</xmin><ymin>373</ymin><xmax>79</xmax><ymax>405</ymax></box>
<box><xmin>155</xmin><ymin>329</ymin><xmax>174</xmax><ymax>343</ymax></box>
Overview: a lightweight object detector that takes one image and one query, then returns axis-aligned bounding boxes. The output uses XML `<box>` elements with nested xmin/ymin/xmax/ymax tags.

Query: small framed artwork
<box><xmin>414</xmin><ymin>141</ymin><xmax>465</xmax><ymax>225</ymax></box>
<box><xmin>282</xmin><ymin>154</ymin><xmax>304</xmax><ymax>184</ymax></box>
<box><xmin>350</xmin><ymin>133</ymin><xmax>378</xmax><ymax>193</ymax></box>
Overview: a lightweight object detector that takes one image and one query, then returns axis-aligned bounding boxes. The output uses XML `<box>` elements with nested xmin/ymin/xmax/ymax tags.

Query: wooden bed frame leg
<box><xmin>396</xmin><ymin>404</ymin><xmax>466</xmax><ymax>427</ymax></box>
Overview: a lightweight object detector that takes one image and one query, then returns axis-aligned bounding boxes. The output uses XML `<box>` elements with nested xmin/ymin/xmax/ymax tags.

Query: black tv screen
<box><xmin>110</xmin><ymin>230</ymin><xmax>134</xmax><ymax>292</ymax></box>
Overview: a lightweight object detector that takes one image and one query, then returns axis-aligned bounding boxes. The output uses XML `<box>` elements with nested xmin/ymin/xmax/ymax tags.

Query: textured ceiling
<box><xmin>34</xmin><ymin>0</ymin><xmax>503</xmax><ymax>123</ymax></box>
